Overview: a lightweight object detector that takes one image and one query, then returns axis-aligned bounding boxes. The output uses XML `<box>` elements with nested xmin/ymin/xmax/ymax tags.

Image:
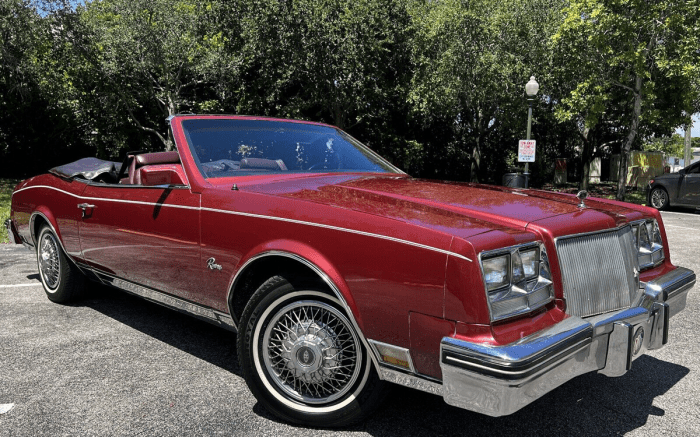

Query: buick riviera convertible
<box><xmin>5</xmin><ymin>115</ymin><xmax>695</xmax><ymax>427</ymax></box>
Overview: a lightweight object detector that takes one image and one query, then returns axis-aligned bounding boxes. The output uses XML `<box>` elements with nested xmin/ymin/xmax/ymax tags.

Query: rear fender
<box><xmin>30</xmin><ymin>207</ymin><xmax>62</xmax><ymax>248</ymax></box>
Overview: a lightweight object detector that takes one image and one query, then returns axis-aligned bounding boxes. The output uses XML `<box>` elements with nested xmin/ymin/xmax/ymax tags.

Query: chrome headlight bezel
<box><xmin>630</xmin><ymin>219</ymin><xmax>665</xmax><ymax>270</ymax></box>
<box><xmin>479</xmin><ymin>242</ymin><xmax>554</xmax><ymax>322</ymax></box>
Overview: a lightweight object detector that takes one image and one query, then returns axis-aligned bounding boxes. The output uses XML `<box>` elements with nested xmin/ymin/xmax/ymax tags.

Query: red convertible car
<box><xmin>5</xmin><ymin>115</ymin><xmax>695</xmax><ymax>427</ymax></box>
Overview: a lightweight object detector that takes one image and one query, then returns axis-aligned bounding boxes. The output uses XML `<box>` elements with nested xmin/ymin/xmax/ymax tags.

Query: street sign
<box><xmin>518</xmin><ymin>140</ymin><xmax>536</xmax><ymax>162</ymax></box>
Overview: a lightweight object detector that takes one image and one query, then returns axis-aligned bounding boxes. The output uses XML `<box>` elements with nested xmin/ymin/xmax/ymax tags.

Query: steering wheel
<box><xmin>307</xmin><ymin>154</ymin><xmax>341</xmax><ymax>171</ymax></box>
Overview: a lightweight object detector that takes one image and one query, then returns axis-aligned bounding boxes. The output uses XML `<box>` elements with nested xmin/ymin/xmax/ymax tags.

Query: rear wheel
<box><xmin>649</xmin><ymin>187</ymin><xmax>669</xmax><ymax>210</ymax></box>
<box><xmin>237</xmin><ymin>275</ymin><xmax>386</xmax><ymax>427</ymax></box>
<box><xmin>37</xmin><ymin>225</ymin><xmax>84</xmax><ymax>303</ymax></box>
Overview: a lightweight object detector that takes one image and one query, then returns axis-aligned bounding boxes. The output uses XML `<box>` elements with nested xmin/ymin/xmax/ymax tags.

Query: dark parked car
<box><xmin>648</xmin><ymin>161</ymin><xmax>700</xmax><ymax>210</ymax></box>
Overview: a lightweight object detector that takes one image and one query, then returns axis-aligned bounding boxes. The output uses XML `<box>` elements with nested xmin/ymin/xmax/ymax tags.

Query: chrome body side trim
<box><xmin>439</xmin><ymin>266</ymin><xmax>695</xmax><ymax>417</ymax></box>
<box><xmin>14</xmin><ymin>185</ymin><xmax>471</xmax><ymax>262</ymax></box>
<box><xmin>226</xmin><ymin>250</ymin><xmax>382</xmax><ymax>375</ymax></box>
<box><xmin>201</xmin><ymin>207</ymin><xmax>472</xmax><ymax>262</ymax></box>
<box><xmin>91</xmin><ymin>270</ymin><xmax>237</xmax><ymax>332</ymax></box>
<box><xmin>378</xmin><ymin>367</ymin><xmax>443</xmax><ymax>396</ymax></box>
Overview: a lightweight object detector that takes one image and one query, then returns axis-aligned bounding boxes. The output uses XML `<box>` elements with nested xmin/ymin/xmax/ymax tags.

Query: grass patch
<box><xmin>541</xmin><ymin>182</ymin><xmax>647</xmax><ymax>206</ymax></box>
<box><xmin>1</xmin><ymin>179</ymin><xmax>20</xmax><ymax>244</ymax></box>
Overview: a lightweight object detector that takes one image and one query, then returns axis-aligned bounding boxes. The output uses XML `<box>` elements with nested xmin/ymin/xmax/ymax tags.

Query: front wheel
<box><xmin>649</xmin><ymin>187</ymin><xmax>669</xmax><ymax>210</ymax></box>
<box><xmin>36</xmin><ymin>225</ymin><xmax>85</xmax><ymax>303</ymax></box>
<box><xmin>237</xmin><ymin>275</ymin><xmax>386</xmax><ymax>427</ymax></box>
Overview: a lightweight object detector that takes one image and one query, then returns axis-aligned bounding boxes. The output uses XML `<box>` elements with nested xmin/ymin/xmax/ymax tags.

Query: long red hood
<box><xmin>211</xmin><ymin>174</ymin><xmax>644</xmax><ymax>240</ymax></box>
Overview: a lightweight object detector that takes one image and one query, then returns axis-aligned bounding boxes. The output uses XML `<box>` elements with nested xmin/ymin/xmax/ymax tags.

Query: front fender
<box><xmin>229</xmin><ymin>239</ymin><xmax>362</xmax><ymax>329</ymax></box>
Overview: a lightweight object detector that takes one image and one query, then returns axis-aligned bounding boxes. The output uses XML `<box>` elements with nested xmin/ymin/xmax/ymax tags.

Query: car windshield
<box><xmin>181</xmin><ymin>119</ymin><xmax>402</xmax><ymax>178</ymax></box>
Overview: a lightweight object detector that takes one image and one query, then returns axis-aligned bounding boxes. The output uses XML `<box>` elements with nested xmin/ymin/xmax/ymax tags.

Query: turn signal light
<box><xmin>369</xmin><ymin>340</ymin><xmax>414</xmax><ymax>371</ymax></box>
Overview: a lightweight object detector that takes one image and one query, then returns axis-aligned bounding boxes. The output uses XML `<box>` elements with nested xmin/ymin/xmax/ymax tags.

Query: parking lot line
<box><xmin>661</xmin><ymin>211</ymin><xmax>700</xmax><ymax>216</ymax></box>
<box><xmin>0</xmin><ymin>283</ymin><xmax>42</xmax><ymax>288</ymax></box>
<box><xmin>665</xmin><ymin>224</ymin><xmax>700</xmax><ymax>231</ymax></box>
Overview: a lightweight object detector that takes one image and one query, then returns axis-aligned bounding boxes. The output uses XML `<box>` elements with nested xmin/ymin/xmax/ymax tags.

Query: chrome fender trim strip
<box><xmin>29</xmin><ymin>212</ymin><xmax>64</xmax><ymax>251</ymax></box>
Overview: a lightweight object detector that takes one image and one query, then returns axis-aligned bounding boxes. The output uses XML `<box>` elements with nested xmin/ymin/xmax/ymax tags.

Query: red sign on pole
<box><xmin>518</xmin><ymin>140</ymin><xmax>536</xmax><ymax>163</ymax></box>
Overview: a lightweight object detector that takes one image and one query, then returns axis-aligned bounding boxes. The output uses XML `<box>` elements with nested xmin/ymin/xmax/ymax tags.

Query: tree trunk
<box><xmin>616</xmin><ymin>75</ymin><xmax>643</xmax><ymax>201</ymax></box>
<box><xmin>470</xmin><ymin>110</ymin><xmax>484</xmax><ymax>183</ymax></box>
<box><xmin>164</xmin><ymin>94</ymin><xmax>177</xmax><ymax>151</ymax></box>
<box><xmin>470</xmin><ymin>138</ymin><xmax>480</xmax><ymax>183</ymax></box>
<box><xmin>578</xmin><ymin>127</ymin><xmax>591</xmax><ymax>191</ymax></box>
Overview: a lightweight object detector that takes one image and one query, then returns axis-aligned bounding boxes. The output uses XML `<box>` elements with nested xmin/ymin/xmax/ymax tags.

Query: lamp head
<box><xmin>525</xmin><ymin>76</ymin><xmax>539</xmax><ymax>98</ymax></box>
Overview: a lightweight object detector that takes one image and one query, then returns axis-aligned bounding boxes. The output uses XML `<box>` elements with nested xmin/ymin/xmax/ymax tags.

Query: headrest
<box><xmin>135</xmin><ymin>151</ymin><xmax>180</xmax><ymax>166</ymax></box>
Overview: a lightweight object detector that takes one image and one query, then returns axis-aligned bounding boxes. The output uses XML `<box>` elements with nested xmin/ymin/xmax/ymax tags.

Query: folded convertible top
<box><xmin>50</xmin><ymin>157</ymin><xmax>122</xmax><ymax>183</ymax></box>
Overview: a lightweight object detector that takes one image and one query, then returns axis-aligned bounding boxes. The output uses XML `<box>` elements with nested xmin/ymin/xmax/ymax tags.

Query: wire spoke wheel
<box><xmin>262</xmin><ymin>300</ymin><xmax>362</xmax><ymax>405</ymax></box>
<box><xmin>39</xmin><ymin>232</ymin><xmax>61</xmax><ymax>290</ymax></box>
<box><xmin>241</xmin><ymin>278</ymin><xmax>386</xmax><ymax>427</ymax></box>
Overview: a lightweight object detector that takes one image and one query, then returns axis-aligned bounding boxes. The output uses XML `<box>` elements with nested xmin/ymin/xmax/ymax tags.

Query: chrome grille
<box><xmin>556</xmin><ymin>227</ymin><xmax>638</xmax><ymax>318</ymax></box>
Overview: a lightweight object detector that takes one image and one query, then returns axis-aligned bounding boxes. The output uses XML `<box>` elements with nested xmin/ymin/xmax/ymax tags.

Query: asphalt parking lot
<box><xmin>1</xmin><ymin>210</ymin><xmax>699</xmax><ymax>436</ymax></box>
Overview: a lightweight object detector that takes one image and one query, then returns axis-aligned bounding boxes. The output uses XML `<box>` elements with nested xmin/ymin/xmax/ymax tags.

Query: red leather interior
<box><xmin>135</xmin><ymin>151</ymin><xmax>181</xmax><ymax>166</ymax></box>
<box><xmin>139</xmin><ymin>164</ymin><xmax>186</xmax><ymax>186</ymax></box>
<box><xmin>124</xmin><ymin>151</ymin><xmax>181</xmax><ymax>184</ymax></box>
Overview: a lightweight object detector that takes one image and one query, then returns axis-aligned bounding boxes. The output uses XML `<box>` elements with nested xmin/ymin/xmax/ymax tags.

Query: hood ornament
<box><xmin>576</xmin><ymin>190</ymin><xmax>588</xmax><ymax>208</ymax></box>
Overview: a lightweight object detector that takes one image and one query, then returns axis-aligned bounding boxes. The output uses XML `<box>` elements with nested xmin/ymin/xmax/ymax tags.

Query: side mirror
<box><xmin>679</xmin><ymin>169</ymin><xmax>686</xmax><ymax>176</ymax></box>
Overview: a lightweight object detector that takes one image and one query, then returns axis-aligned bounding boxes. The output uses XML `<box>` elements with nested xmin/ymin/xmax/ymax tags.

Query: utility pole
<box><xmin>684</xmin><ymin>118</ymin><xmax>693</xmax><ymax>168</ymax></box>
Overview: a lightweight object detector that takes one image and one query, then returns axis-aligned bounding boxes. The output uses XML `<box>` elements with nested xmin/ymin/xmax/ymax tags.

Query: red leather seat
<box><xmin>125</xmin><ymin>151</ymin><xmax>181</xmax><ymax>184</ymax></box>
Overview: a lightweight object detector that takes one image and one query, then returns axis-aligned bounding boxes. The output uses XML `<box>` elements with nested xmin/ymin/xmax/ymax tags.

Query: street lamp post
<box><xmin>524</xmin><ymin>76</ymin><xmax>539</xmax><ymax>188</ymax></box>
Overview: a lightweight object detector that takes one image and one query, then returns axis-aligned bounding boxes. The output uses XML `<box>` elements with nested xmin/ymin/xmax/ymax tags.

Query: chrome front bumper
<box><xmin>440</xmin><ymin>267</ymin><xmax>695</xmax><ymax>417</ymax></box>
<box><xmin>4</xmin><ymin>219</ymin><xmax>16</xmax><ymax>244</ymax></box>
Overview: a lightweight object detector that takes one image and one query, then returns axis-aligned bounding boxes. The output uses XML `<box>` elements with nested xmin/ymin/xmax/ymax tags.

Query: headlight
<box><xmin>519</xmin><ymin>247</ymin><xmax>539</xmax><ymax>280</ymax></box>
<box><xmin>631</xmin><ymin>219</ymin><xmax>664</xmax><ymax>269</ymax></box>
<box><xmin>482</xmin><ymin>255</ymin><xmax>509</xmax><ymax>291</ymax></box>
<box><xmin>479</xmin><ymin>243</ymin><xmax>554</xmax><ymax>322</ymax></box>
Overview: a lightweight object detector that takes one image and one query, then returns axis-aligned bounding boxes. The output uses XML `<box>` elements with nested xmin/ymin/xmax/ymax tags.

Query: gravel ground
<box><xmin>0</xmin><ymin>210</ymin><xmax>699</xmax><ymax>436</ymax></box>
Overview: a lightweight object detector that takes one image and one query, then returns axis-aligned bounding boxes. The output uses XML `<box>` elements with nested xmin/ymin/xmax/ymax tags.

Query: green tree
<box><xmin>61</xmin><ymin>0</ymin><xmax>229</xmax><ymax>151</ymax></box>
<box><xmin>643</xmin><ymin>133</ymin><xmax>685</xmax><ymax>158</ymax></box>
<box><xmin>407</xmin><ymin>0</ymin><xmax>564</xmax><ymax>182</ymax></box>
<box><xmin>231</xmin><ymin>0</ymin><xmax>410</xmax><ymax>127</ymax></box>
<box><xmin>0</xmin><ymin>0</ymin><xmax>93</xmax><ymax>177</ymax></box>
<box><xmin>553</xmin><ymin>0</ymin><xmax>700</xmax><ymax>199</ymax></box>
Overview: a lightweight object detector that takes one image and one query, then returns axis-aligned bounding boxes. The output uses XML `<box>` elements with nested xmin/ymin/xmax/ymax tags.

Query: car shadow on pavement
<box><xmin>357</xmin><ymin>355</ymin><xmax>689</xmax><ymax>437</ymax></box>
<box><xmin>78</xmin><ymin>283</ymin><xmax>241</xmax><ymax>375</ymax></box>
<box><xmin>77</xmin><ymin>284</ymin><xmax>689</xmax><ymax>437</ymax></box>
<box><xmin>665</xmin><ymin>205</ymin><xmax>700</xmax><ymax>214</ymax></box>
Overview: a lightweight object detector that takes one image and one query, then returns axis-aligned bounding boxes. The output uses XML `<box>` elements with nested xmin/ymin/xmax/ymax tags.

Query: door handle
<box><xmin>77</xmin><ymin>203</ymin><xmax>96</xmax><ymax>217</ymax></box>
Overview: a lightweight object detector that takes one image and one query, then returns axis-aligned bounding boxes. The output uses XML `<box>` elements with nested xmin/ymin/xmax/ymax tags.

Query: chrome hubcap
<box><xmin>262</xmin><ymin>300</ymin><xmax>361</xmax><ymax>404</ymax></box>
<box><xmin>651</xmin><ymin>189</ymin><xmax>667</xmax><ymax>208</ymax></box>
<box><xmin>39</xmin><ymin>233</ymin><xmax>60</xmax><ymax>290</ymax></box>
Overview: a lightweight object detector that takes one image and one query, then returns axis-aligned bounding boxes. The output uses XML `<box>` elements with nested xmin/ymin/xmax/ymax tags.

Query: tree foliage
<box><xmin>552</xmin><ymin>0</ymin><xmax>700</xmax><ymax>198</ymax></box>
<box><xmin>0</xmin><ymin>0</ymin><xmax>698</xmax><ymax>193</ymax></box>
